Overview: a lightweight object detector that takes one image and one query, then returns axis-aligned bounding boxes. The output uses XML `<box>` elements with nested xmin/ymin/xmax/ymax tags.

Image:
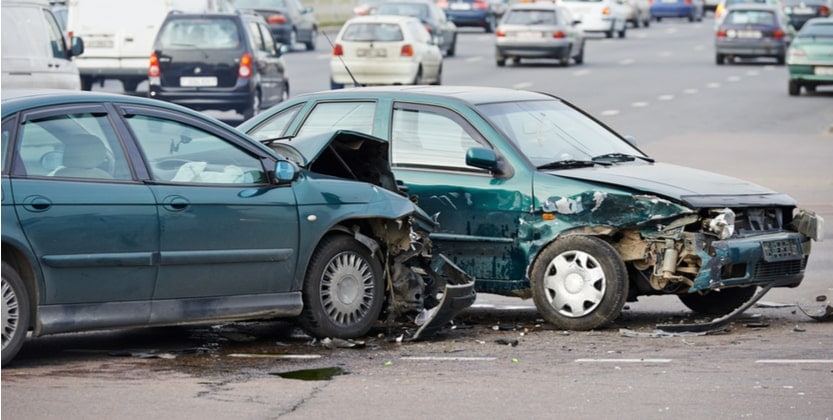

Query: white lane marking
<box><xmin>707</xmin><ymin>82</ymin><xmax>721</xmax><ymax>88</ymax></box>
<box><xmin>572</xmin><ymin>69</ymin><xmax>590</xmax><ymax>76</ymax></box>
<box><xmin>727</xmin><ymin>75</ymin><xmax>742</xmax><ymax>82</ymax></box>
<box><xmin>746</xmin><ymin>70</ymin><xmax>760</xmax><ymax>76</ymax></box>
<box><xmin>756</xmin><ymin>359</ymin><xmax>833</xmax><ymax>364</ymax></box>
<box><xmin>401</xmin><ymin>356</ymin><xmax>498</xmax><ymax>361</ymax></box>
<box><xmin>632</xmin><ymin>101</ymin><xmax>649</xmax><ymax>108</ymax></box>
<box><xmin>620</xmin><ymin>58</ymin><xmax>635</xmax><ymax>65</ymax></box>
<box><xmin>316</xmin><ymin>53</ymin><xmax>330</xmax><ymax>60</ymax></box>
<box><xmin>600</xmin><ymin>109</ymin><xmax>620</xmax><ymax>116</ymax></box>
<box><xmin>658</xmin><ymin>94</ymin><xmax>674</xmax><ymax>101</ymax></box>
<box><xmin>466</xmin><ymin>56</ymin><xmax>483</xmax><ymax>63</ymax></box>
<box><xmin>683</xmin><ymin>88</ymin><xmax>698</xmax><ymax>94</ymax></box>
<box><xmin>575</xmin><ymin>358</ymin><xmax>672</xmax><ymax>363</ymax></box>
<box><xmin>694</xmin><ymin>44</ymin><xmax>705</xmax><ymax>51</ymax></box>
<box><xmin>513</xmin><ymin>82</ymin><xmax>533</xmax><ymax>89</ymax></box>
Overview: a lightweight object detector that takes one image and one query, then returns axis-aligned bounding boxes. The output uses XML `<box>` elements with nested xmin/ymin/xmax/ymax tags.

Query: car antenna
<box><xmin>321</xmin><ymin>30</ymin><xmax>362</xmax><ymax>87</ymax></box>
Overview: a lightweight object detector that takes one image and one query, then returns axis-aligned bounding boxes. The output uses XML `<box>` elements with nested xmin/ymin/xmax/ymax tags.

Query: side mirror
<box><xmin>465</xmin><ymin>147</ymin><xmax>499</xmax><ymax>171</ymax></box>
<box><xmin>275</xmin><ymin>43</ymin><xmax>289</xmax><ymax>56</ymax></box>
<box><xmin>274</xmin><ymin>160</ymin><xmax>298</xmax><ymax>184</ymax></box>
<box><xmin>70</xmin><ymin>36</ymin><xmax>84</xmax><ymax>57</ymax></box>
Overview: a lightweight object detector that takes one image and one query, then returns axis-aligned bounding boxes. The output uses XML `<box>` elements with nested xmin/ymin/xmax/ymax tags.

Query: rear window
<box><xmin>724</xmin><ymin>10</ymin><xmax>776</xmax><ymax>25</ymax></box>
<box><xmin>375</xmin><ymin>3</ymin><xmax>430</xmax><ymax>19</ymax></box>
<box><xmin>157</xmin><ymin>17</ymin><xmax>241</xmax><ymax>49</ymax></box>
<box><xmin>504</xmin><ymin>9</ymin><xmax>558</xmax><ymax>25</ymax></box>
<box><xmin>798</xmin><ymin>22</ymin><xmax>833</xmax><ymax>37</ymax></box>
<box><xmin>341</xmin><ymin>22</ymin><xmax>404</xmax><ymax>42</ymax></box>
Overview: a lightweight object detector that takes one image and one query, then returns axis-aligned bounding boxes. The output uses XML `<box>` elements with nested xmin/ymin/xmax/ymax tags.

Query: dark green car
<box><xmin>1</xmin><ymin>89</ymin><xmax>474</xmax><ymax>364</ymax></box>
<box><xmin>240</xmin><ymin>85</ymin><xmax>824</xmax><ymax>331</ymax></box>
<box><xmin>787</xmin><ymin>17</ymin><xmax>833</xmax><ymax>95</ymax></box>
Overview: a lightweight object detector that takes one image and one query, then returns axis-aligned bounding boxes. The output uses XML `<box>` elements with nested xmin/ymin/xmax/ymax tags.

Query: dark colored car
<box><xmin>240</xmin><ymin>85</ymin><xmax>823</xmax><ymax>332</ymax></box>
<box><xmin>787</xmin><ymin>17</ymin><xmax>833</xmax><ymax>95</ymax></box>
<box><xmin>437</xmin><ymin>0</ymin><xmax>497</xmax><ymax>32</ymax></box>
<box><xmin>650</xmin><ymin>0</ymin><xmax>705</xmax><ymax>22</ymax></box>
<box><xmin>715</xmin><ymin>4</ymin><xmax>793</xmax><ymax>64</ymax></box>
<box><xmin>148</xmin><ymin>10</ymin><xmax>289</xmax><ymax>119</ymax></box>
<box><xmin>0</xmin><ymin>89</ymin><xmax>476</xmax><ymax>364</ymax></box>
<box><xmin>375</xmin><ymin>0</ymin><xmax>458</xmax><ymax>56</ymax></box>
<box><xmin>782</xmin><ymin>0</ymin><xmax>831</xmax><ymax>29</ymax></box>
<box><xmin>233</xmin><ymin>0</ymin><xmax>318</xmax><ymax>50</ymax></box>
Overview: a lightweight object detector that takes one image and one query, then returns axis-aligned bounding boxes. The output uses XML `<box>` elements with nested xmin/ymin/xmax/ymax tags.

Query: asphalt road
<box><xmin>3</xmin><ymin>15</ymin><xmax>832</xmax><ymax>420</ymax></box>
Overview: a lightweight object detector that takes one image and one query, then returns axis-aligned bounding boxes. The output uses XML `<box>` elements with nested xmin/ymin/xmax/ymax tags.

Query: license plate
<box><xmin>450</xmin><ymin>3</ymin><xmax>471</xmax><ymax>10</ymax></box>
<box><xmin>814</xmin><ymin>66</ymin><xmax>833</xmax><ymax>76</ymax></box>
<box><xmin>735</xmin><ymin>30</ymin><xmax>762</xmax><ymax>39</ymax></box>
<box><xmin>180</xmin><ymin>76</ymin><xmax>217</xmax><ymax>87</ymax></box>
<box><xmin>792</xmin><ymin>6</ymin><xmax>814</xmax><ymax>14</ymax></box>
<box><xmin>356</xmin><ymin>48</ymin><xmax>387</xmax><ymax>57</ymax></box>
<box><xmin>513</xmin><ymin>31</ymin><xmax>544</xmax><ymax>39</ymax></box>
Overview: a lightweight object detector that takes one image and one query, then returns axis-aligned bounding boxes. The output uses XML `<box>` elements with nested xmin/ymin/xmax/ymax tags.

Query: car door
<box><xmin>387</xmin><ymin>102</ymin><xmax>534</xmax><ymax>289</ymax></box>
<box><xmin>6</xmin><ymin>104</ymin><xmax>158</xmax><ymax>315</ymax></box>
<box><xmin>248</xmin><ymin>19</ymin><xmax>286</xmax><ymax>107</ymax></box>
<box><xmin>120</xmin><ymin>106</ymin><xmax>300</xmax><ymax>304</ymax></box>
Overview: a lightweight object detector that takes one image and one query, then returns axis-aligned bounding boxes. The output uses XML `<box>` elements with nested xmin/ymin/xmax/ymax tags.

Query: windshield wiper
<box><xmin>592</xmin><ymin>153</ymin><xmax>654</xmax><ymax>163</ymax></box>
<box><xmin>537</xmin><ymin>159</ymin><xmax>610</xmax><ymax>170</ymax></box>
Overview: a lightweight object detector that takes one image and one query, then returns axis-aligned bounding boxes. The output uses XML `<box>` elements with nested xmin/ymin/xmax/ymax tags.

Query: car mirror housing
<box><xmin>71</xmin><ymin>36</ymin><xmax>85</xmax><ymax>57</ymax></box>
<box><xmin>466</xmin><ymin>147</ymin><xmax>499</xmax><ymax>171</ymax></box>
<box><xmin>274</xmin><ymin>160</ymin><xmax>298</xmax><ymax>184</ymax></box>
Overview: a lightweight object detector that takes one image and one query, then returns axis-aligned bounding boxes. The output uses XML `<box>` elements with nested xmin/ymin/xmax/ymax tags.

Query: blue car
<box><xmin>651</xmin><ymin>0</ymin><xmax>705</xmax><ymax>21</ymax></box>
<box><xmin>439</xmin><ymin>0</ymin><xmax>497</xmax><ymax>32</ymax></box>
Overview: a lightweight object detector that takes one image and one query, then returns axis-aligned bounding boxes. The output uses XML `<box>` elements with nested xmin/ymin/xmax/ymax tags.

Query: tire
<box><xmin>298</xmin><ymin>235</ymin><xmax>385</xmax><ymax>339</ymax></box>
<box><xmin>678</xmin><ymin>287</ymin><xmax>757</xmax><ymax>316</ymax></box>
<box><xmin>447</xmin><ymin>34</ymin><xmax>457</xmax><ymax>57</ymax></box>
<box><xmin>2</xmin><ymin>262</ymin><xmax>31</xmax><ymax>365</ymax></box>
<box><xmin>530</xmin><ymin>236</ymin><xmax>628</xmax><ymax>330</ymax></box>
<box><xmin>788</xmin><ymin>79</ymin><xmax>801</xmax><ymax>96</ymax></box>
<box><xmin>122</xmin><ymin>79</ymin><xmax>139</xmax><ymax>93</ymax></box>
<box><xmin>413</xmin><ymin>66</ymin><xmax>424</xmax><ymax>85</ymax></box>
<box><xmin>280</xmin><ymin>83</ymin><xmax>290</xmax><ymax>102</ymax></box>
<box><xmin>573</xmin><ymin>41</ymin><xmax>585</xmax><ymax>65</ymax></box>
<box><xmin>776</xmin><ymin>53</ymin><xmax>785</xmax><ymax>65</ymax></box>
<box><xmin>806</xmin><ymin>84</ymin><xmax>816</xmax><ymax>93</ymax></box>
<box><xmin>431</xmin><ymin>64</ymin><xmax>442</xmax><ymax>85</ymax></box>
<box><xmin>605</xmin><ymin>24</ymin><xmax>614</xmax><ymax>38</ymax></box>
<box><xmin>80</xmin><ymin>75</ymin><xmax>94</xmax><ymax>91</ymax></box>
<box><xmin>496</xmin><ymin>57</ymin><xmax>506</xmax><ymax>67</ymax></box>
<box><xmin>243</xmin><ymin>90</ymin><xmax>260</xmax><ymax>119</ymax></box>
<box><xmin>716</xmin><ymin>53</ymin><xmax>725</xmax><ymax>65</ymax></box>
<box><xmin>618</xmin><ymin>21</ymin><xmax>626</xmax><ymax>38</ymax></box>
<box><xmin>304</xmin><ymin>29</ymin><xmax>317</xmax><ymax>51</ymax></box>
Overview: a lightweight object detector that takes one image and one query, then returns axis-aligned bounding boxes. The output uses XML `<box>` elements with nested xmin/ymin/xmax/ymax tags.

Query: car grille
<box><xmin>752</xmin><ymin>258</ymin><xmax>805</xmax><ymax>280</ymax></box>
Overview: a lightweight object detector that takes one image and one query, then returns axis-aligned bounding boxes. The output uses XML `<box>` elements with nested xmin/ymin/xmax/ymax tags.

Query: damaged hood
<box><xmin>551</xmin><ymin>162</ymin><xmax>797</xmax><ymax>208</ymax></box>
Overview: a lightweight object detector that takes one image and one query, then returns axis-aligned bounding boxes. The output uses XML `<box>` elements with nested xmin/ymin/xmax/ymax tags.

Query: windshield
<box><xmin>157</xmin><ymin>18</ymin><xmax>241</xmax><ymax>49</ymax></box>
<box><xmin>476</xmin><ymin>100</ymin><xmax>646</xmax><ymax>167</ymax></box>
<box><xmin>375</xmin><ymin>3</ymin><xmax>430</xmax><ymax>19</ymax></box>
<box><xmin>503</xmin><ymin>10</ymin><xmax>558</xmax><ymax>25</ymax></box>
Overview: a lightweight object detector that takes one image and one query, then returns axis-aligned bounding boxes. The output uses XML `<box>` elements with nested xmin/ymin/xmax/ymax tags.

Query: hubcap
<box><xmin>542</xmin><ymin>250</ymin><xmax>605</xmax><ymax>318</ymax></box>
<box><xmin>2</xmin><ymin>278</ymin><xmax>20</xmax><ymax>350</ymax></box>
<box><xmin>320</xmin><ymin>252</ymin><xmax>374</xmax><ymax>326</ymax></box>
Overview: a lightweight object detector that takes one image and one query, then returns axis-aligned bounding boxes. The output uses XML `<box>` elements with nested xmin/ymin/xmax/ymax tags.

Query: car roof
<box><xmin>345</xmin><ymin>14</ymin><xmax>423</xmax><ymax>24</ymax></box>
<box><xmin>292</xmin><ymin>85</ymin><xmax>555</xmax><ymax>106</ymax></box>
<box><xmin>725</xmin><ymin>3</ymin><xmax>783</xmax><ymax>11</ymax></box>
<box><xmin>507</xmin><ymin>3</ymin><xmax>562</xmax><ymax>11</ymax></box>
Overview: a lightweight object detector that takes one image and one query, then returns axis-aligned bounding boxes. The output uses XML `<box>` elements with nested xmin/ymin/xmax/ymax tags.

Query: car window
<box><xmin>504</xmin><ymin>10</ymin><xmax>558</xmax><ymax>25</ymax></box>
<box><xmin>296</xmin><ymin>102</ymin><xmax>376</xmax><ymax>137</ymax></box>
<box><xmin>15</xmin><ymin>111</ymin><xmax>131</xmax><ymax>180</ymax></box>
<box><xmin>157</xmin><ymin>17</ymin><xmax>241</xmax><ymax>49</ymax></box>
<box><xmin>391</xmin><ymin>104</ymin><xmax>487</xmax><ymax>170</ymax></box>
<box><xmin>376</xmin><ymin>3</ymin><xmax>431</xmax><ymax>19</ymax></box>
<box><xmin>725</xmin><ymin>10</ymin><xmax>776</xmax><ymax>25</ymax></box>
<box><xmin>125</xmin><ymin>115</ymin><xmax>266</xmax><ymax>184</ymax></box>
<box><xmin>2</xmin><ymin>5</ymin><xmax>52</xmax><ymax>59</ymax></box>
<box><xmin>256</xmin><ymin>22</ymin><xmax>278</xmax><ymax>54</ymax></box>
<box><xmin>341</xmin><ymin>22</ymin><xmax>405</xmax><ymax>42</ymax></box>
<box><xmin>43</xmin><ymin>8</ymin><xmax>68</xmax><ymax>58</ymax></box>
<box><xmin>246</xmin><ymin>103</ymin><xmax>303</xmax><ymax>140</ymax></box>
<box><xmin>798</xmin><ymin>21</ymin><xmax>833</xmax><ymax>37</ymax></box>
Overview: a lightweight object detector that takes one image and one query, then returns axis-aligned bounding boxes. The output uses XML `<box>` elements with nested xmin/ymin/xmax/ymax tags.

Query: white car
<box><xmin>330</xmin><ymin>15</ymin><xmax>443</xmax><ymax>88</ymax></box>
<box><xmin>560</xmin><ymin>0</ymin><xmax>629</xmax><ymax>38</ymax></box>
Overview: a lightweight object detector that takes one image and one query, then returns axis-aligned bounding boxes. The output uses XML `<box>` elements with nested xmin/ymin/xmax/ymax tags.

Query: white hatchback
<box><xmin>330</xmin><ymin>15</ymin><xmax>443</xmax><ymax>88</ymax></box>
<box><xmin>560</xmin><ymin>0</ymin><xmax>629</xmax><ymax>38</ymax></box>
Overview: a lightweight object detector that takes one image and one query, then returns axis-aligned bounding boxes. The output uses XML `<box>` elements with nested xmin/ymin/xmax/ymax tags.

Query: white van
<box><xmin>1</xmin><ymin>0</ymin><xmax>85</xmax><ymax>90</ymax></box>
<box><xmin>66</xmin><ymin>0</ymin><xmax>234</xmax><ymax>92</ymax></box>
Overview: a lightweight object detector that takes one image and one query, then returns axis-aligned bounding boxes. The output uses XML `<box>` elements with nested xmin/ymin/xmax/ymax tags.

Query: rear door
<box><xmin>247</xmin><ymin>18</ymin><xmax>286</xmax><ymax>106</ymax></box>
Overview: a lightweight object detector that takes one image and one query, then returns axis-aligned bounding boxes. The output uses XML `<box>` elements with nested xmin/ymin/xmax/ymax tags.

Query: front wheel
<box><xmin>2</xmin><ymin>262</ymin><xmax>31</xmax><ymax>365</ymax></box>
<box><xmin>530</xmin><ymin>236</ymin><xmax>628</xmax><ymax>330</ymax></box>
<box><xmin>298</xmin><ymin>235</ymin><xmax>385</xmax><ymax>339</ymax></box>
<box><xmin>678</xmin><ymin>287</ymin><xmax>757</xmax><ymax>316</ymax></box>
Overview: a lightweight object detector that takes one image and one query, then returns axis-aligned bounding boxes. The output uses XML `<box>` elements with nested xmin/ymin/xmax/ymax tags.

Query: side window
<box><xmin>247</xmin><ymin>103</ymin><xmax>302</xmax><ymax>140</ymax></box>
<box><xmin>296</xmin><ymin>102</ymin><xmax>376</xmax><ymax>137</ymax></box>
<box><xmin>16</xmin><ymin>111</ymin><xmax>131</xmax><ymax>180</ymax></box>
<box><xmin>391</xmin><ymin>105</ymin><xmax>487</xmax><ymax>170</ymax></box>
<box><xmin>125</xmin><ymin>114</ymin><xmax>266</xmax><ymax>184</ymax></box>
<box><xmin>248</xmin><ymin>21</ymin><xmax>266</xmax><ymax>51</ymax></box>
<box><xmin>43</xmin><ymin>9</ymin><xmax>67</xmax><ymax>59</ymax></box>
<box><xmin>258</xmin><ymin>23</ymin><xmax>277</xmax><ymax>54</ymax></box>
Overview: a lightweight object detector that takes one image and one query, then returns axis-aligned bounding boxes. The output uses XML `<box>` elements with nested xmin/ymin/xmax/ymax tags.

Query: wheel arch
<box><xmin>1</xmin><ymin>241</ymin><xmax>39</xmax><ymax>332</ymax></box>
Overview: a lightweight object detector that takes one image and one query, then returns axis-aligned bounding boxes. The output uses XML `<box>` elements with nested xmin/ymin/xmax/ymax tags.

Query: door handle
<box><xmin>162</xmin><ymin>195</ymin><xmax>189</xmax><ymax>211</ymax></box>
<box><xmin>22</xmin><ymin>195</ymin><xmax>52</xmax><ymax>212</ymax></box>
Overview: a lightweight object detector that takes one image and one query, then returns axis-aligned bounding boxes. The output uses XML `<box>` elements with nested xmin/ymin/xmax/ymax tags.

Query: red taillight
<box><xmin>820</xmin><ymin>5</ymin><xmax>830</xmax><ymax>15</ymax></box>
<box><xmin>148</xmin><ymin>52</ymin><xmax>160</xmax><ymax>77</ymax></box>
<box><xmin>496</xmin><ymin>28</ymin><xmax>506</xmax><ymax>37</ymax></box>
<box><xmin>333</xmin><ymin>44</ymin><xmax>343</xmax><ymax>56</ymax></box>
<box><xmin>553</xmin><ymin>30</ymin><xmax>566</xmax><ymax>38</ymax></box>
<box><xmin>716</xmin><ymin>28</ymin><xmax>727</xmax><ymax>38</ymax></box>
<box><xmin>267</xmin><ymin>14</ymin><xmax>287</xmax><ymax>24</ymax></box>
<box><xmin>685</xmin><ymin>0</ymin><xmax>692</xmax><ymax>5</ymax></box>
<box><xmin>238</xmin><ymin>52</ymin><xmax>252</xmax><ymax>78</ymax></box>
<box><xmin>473</xmin><ymin>0</ymin><xmax>489</xmax><ymax>10</ymax></box>
<box><xmin>401</xmin><ymin>44</ymin><xmax>414</xmax><ymax>56</ymax></box>
<box><xmin>772</xmin><ymin>28</ymin><xmax>785</xmax><ymax>39</ymax></box>
<box><xmin>602</xmin><ymin>6</ymin><xmax>611</xmax><ymax>15</ymax></box>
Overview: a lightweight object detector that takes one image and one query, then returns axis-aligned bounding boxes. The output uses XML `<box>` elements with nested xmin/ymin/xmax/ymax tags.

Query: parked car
<box><xmin>239</xmin><ymin>85</ymin><xmax>824</xmax><ymax>332</ymax></box>
<box><xmin>650</xmin><ymin>0</ymin><xmax>705</xmax><ymax>22</ymax></box>
<box><xmin>233</xmin><ymin>0</ymin><xmax>318</xmax><ymax>50</ymax></box>
<box><xmin>0</xmin><ymin>89</ymin><xmax>476</xmax><ymax>364</ymax></box>
<box><xmin>625</xmin><ymin>0</ymin><xmax>652</xmax><ymax>27</ymax></box>
<box><xmin>437</xmin><ymin>0</ymin><xmax>498</xmax><ymax>32</ymax></box>
<box><xmin>787</xmin><ymin>17</ymin><xmax>833</xmax><ymax>94</ymax></box>
<box><xmin>1</xmin><ymin>0</ymin><xmax>84</xmax><ymax>90</ymax></box>
<box><xmin>67</xmin><ymin>0</ymin><xmax>235</xmax><ymax>92</ymax></box>
<box><xmin>329</xmin><ymin>15</ymin><xmax>443</xmax><ymax>88</ymax></box>
<box><xmin>148</xmin><ymin>10</ymin><xmax>290</xmax><ymax>119</ymax></box>
<box><xmin>715</xmin><ymin>4</ymin><xmax>793</xmax><ymax>64</ymax></box>
<box><xmin>560</xmin><ymin>0</ymin><xmax>628</xmax><ymax>38</ymax></box>
<box><xmin>374</xmin><ymin>0</ymin><xmax>458</xmax><ymax>56</ymax></box>
<box><xmin>781</xmin><ymin>0</ymin><xmax>831</xmax><ymax>29</ymax></box>
<box><xmin>494</xmin><ymin>3</ymin><xmax>585</xmax><ymax>67</ymax></box>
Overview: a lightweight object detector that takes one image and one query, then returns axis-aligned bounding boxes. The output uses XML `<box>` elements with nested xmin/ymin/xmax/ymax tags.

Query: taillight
<box><xmin>772</xmin><ymin>28</ymin><xmax>785</xmax><ymax>39</ymax></box>
<box><xmin>496</xmin><ymin>28</ymin><xmax>506</xmax><ymax>37</ymax></box>
<box><xmin>553</xmin><ymin>30</ymin><xmax>566</xmax><ymax>38</ymax></box>
<box><xmin>602</xmin><ymin>6</ymin><xmax>611</xmax><ymax>15</ymax></box>
<box><xmin>238</xmin><ymin>52</ymin><xmax>252</xmax><ymax>78</ymax></box>
<box><xmin>401</xmin><ymin>44</ymin><xmax>414</xmax><ymax>56</ymax></box>
<box><xmin>148</xmin><ymin>52</ymin><xmax>160</xmax><ymax>77</ymax></box>
<box><xmin>473</xmin><ymin>0</ymin><xmax>489</xmax><ymax>10</ymax></box>
<box><xmin>333</xmin><ymin>43</ymin><xmax>343</xmax><ymax>56</ymax></box>
<box><xmin>685</xmin><ymin>0</ymin><xmax>692</xmax><ymax>5</ymax></box>
<box><xmin>267</xmin><ymin>14</ymin><xmax>287</xmax><ymax>24</ymax></box>
<box><xmin>716</xmin><ymin>28</ymin><xmax>727</xmax><ymax>38</ymax></box>
<box><xmin>820</xmin><ymin>5</ymin><xmax>830</xmax><ymax>15</ymax></box>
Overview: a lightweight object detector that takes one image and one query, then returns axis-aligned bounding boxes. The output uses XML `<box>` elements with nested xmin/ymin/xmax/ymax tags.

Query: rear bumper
<box><xmin>651</xmin><ymin>5</ymin><xmax>694</xmax><ymax>17</ymax></box>
<box><xmin>149</xmin><ymin>82</ymin><xmax>253</xmax><ymax>112</ymax></box>
<box><xmin>330</xmin><ymin>60</ymin><xmax>419</xmax><ymax>85</ymax></box>
<box><xmin>716</xmin><ymin>40</ymin><xmax>787</xmax><ymax>58</ymax></box>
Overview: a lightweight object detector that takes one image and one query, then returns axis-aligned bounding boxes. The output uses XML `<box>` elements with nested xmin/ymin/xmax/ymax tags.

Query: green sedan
<box><xmin>1</xmin><ymin>89</ymin><xmax>474</xmax><ymax>364</ymax></box>
<box><xmin>240</xmin><ymin>85</ymin><xmax>824</xmax><ymax>332</ymax></box>
<box><xmin>787</xmin><ymin>17</ymin><xmax>833</xmax><ymax>95</ymax></box>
